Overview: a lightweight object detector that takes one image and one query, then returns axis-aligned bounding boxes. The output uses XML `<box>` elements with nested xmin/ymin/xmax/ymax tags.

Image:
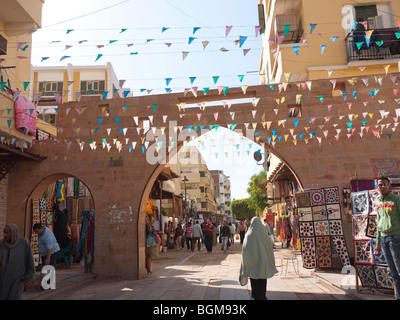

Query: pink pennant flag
<box><xmin>255</xmin><ymin>26</ymin><xmax>262</xmax><ymax>37</ymax></box>
<box><xmin>214</xmin><ymin>112</ymin><xmax>218</xmax><ymax>121</ymax></box>
<box><xmin>197</xmin><ymin>114</ymin><xmax>202</xmax><ymax>121</ymax></box>
<box><xmin>394</xmin><ymin>89</ymin><xmax>399</xmax><ymax>96</ymax></box>
<box><xmin>347</xmin><ymin>103</ymin><xmax>352</xmax><ymax>109</ymax></box>
<box><xmin>225</xmin><ymin>26</ymin><xmax>233</xmax><ymax>37</ymax></box>
<box><xmin>327</xmin><ymin>104</ymin><xmax>333</xmax><ymax>111</ymax></box>
<box><xmin>218</xmin><ymin>86</ymin><xmax>224</xmax><ymax>95</ymax></box>
<box><xmin>268</xmin><ymin>39</ymin><xmax>275</xmax><ymax>46</ymax></box>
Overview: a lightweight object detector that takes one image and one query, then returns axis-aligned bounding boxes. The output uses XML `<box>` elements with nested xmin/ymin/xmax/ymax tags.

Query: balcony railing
<box><xmin>345</xmin><ymin>28</ymin><xmax>400</xmax><ymax>62</ymax></box>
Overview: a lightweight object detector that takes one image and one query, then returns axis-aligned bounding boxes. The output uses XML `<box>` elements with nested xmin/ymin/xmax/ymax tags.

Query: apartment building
<box><xmin>31</xmin><ymin>62</ymin><xmax>130</xmax><ymax>126</ymax></box>
<box><xmin>259</xmin><ymin>0</ymin><xmax>400</xmax><ymax>84</ymax></box>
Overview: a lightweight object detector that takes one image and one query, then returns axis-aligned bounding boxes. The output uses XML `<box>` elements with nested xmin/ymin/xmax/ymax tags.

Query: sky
<box><xmin>31</xmin><ymin>0</ymin><xmax>266</xmax><ymax>199</ymax></box>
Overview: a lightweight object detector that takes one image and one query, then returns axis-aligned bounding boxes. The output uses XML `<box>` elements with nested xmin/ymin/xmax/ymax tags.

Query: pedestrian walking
<box><xmin>374</xmin><ymin>176</ymin><xmax>400</xmax><ymax>300</ymax></box>
<box><xmin>229</xmin><ymin>222</ymin><xmax>235</xmax><ymax>244</ymax></box>
<box><xmin>33</xmin><ymin>223</ymin><xmax>60</xmax><ymax>268</ymax></box>
<box><xmin>239</xmin><ymin>220</ymin><xmax>247</xmax><ymax>244</ymax></box>
<box><xmin>174</xmin><ymin>224</ymin><xmax>184</xmax><ymax>251</ymax></box>
<box><xmin>220</xmin><ymin>220</ymin><xmax>231</xmax><ymax>252</ymax></box>
<box><xmin>0</xmin><ymin>223</ymin><xmax>36</xmax><ymax>300</ymax></box>
<box><xmin>203</xmin><ymin>220</ymin><xmax>215</xmax><ymax>254</ymax></box>
<box><xmin>240</xmin><ymin>217</ymin><xmax>278</xmax><ymax>300</ymax></box>
<box><xmin>192</xmin><ymin>221</ymin><xmax>203</xmax><ymax>252</ymax></box>
<box><xmin>185</xmin><ymin>222</ymin><xmax>193</xmax><ymax>251</ymax></box>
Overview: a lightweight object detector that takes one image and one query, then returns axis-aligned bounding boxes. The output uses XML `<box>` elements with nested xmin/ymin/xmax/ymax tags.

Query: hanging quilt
<box><xmin>350</xmin><ymin>189</ymin><xmax>394</xmax><ymax>292</ymax></box>
<box><xmin>316</xmin><ymin>236</ymin><xmax>332</xmax><ymax>268</ymax></box>
<box><xmin>350</xmin><ymin>190</ymin><xmax>369</xmax><ymax>215</ymax></box>
<box><xmin>356</xmin><ymin>265</ymin><xmax>377</xmax><ymax>288</ymax></box>
<box><xmin>295</xmin><ymin>191</ymin><xmax>312</xmax><ymax>208</ymax></box>
<box><xmin>296</xmin><ymin>186</ymin><xmax>351</xmax><ymax>269</ymax></box>
<box><xmin>301</xmin><ymin>237</ymin><xmax>317</xmax><ymax>268</ymax></box>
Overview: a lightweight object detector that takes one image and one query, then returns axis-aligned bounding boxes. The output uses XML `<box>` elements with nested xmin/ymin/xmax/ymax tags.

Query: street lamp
<box><xmin>182</xmin><ymin>176</ymin><xmax>189</xmax><ymax>220</ymax></box>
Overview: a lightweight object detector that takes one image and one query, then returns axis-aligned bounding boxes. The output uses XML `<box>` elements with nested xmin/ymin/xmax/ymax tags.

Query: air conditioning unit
<box><xmin>0</xmin><ymin>34</ymin><xmax>7</xmax><ymax>55</ymax></box>
<box><xmin>275</xmin><ymin>14</ymin><xmax>301</xmax><ymax>42</ymax></box>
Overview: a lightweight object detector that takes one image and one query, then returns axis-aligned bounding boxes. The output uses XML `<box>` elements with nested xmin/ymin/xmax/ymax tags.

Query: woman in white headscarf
<box><xmin>240</xmin><ymin>217</ymin><xmax>278</xmax><ymax>300</ymax></box>
<box><xmin>0</xmin><ymin>223</ymin><xmax>35</xmax><ymax>300</ymax></box>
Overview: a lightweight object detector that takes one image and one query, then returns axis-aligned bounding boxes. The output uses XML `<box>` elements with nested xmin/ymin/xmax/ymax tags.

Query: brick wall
<box><xmin>7</xmin><ymin>73</ymin><xmax>400</xmax><ymax>278</ymax></box>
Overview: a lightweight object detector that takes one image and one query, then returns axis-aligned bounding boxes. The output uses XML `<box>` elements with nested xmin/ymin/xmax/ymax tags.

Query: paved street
<box><xmin>23</xmin><ymin>240</ymin><xmax>393</xmax><ymax>301</ymax></box>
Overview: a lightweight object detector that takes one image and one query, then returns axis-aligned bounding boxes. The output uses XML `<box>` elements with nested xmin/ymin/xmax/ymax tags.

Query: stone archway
<box><xmin>7</xmin><ymin>73</ymin><xmax>400</xmax><ymax>279</ymax></box>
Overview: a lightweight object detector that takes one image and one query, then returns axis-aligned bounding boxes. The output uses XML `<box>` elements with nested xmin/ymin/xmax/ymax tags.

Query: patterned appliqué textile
<box><xmin>356</xmin><ymin>265</ymin><xmax>376</xmax><ymax>288</ymax></box>
<box><xmin>366</xmin><ymin>214</ymin><xmax>377</xmax><ymax>238</ymax></box>
<box><xmin>310</xmin><ymin>188</ymin><xmax>325</xmax><ymax>206</ymax></box>
<box><xmin>324</xmin><ymin>187</ymin><xmax>340</xmax><ymax>204</ymax></box>
<box><xmin>299</xmin><ymin>222</ymin><xmax>314</xmax><ymax>237</ymax></box>
<box><xmin>296</xmin><ymin>186</ymin><xmax>351</xmax><ymax>270</ymax></box>
<box><xmin>354</xmin><ymin>240</ymin><xmax>373</xmax><ymax>264</ymax></box>
<box><xmin>331</xmin><ymin>236</ymin><xmax>351</xmax><ymax>266</ymax></box>
<box><xmin>351</xmin><ymin>189</ymin><xmax>394</xmax><ymax>292</ymax></box>
<box><xmin>374</xmin><ymin>265</ymin><xmax>394</xmax><ymax>289</ymax></box>
<box><xmin>295</xmin><ymin>191</ymin><xmax>311</xmax><ymax>208</ymax></box>
<box><xmin>353</xmin><ymin>215</ymin><xmax>369</xmax><ymax>239</ymax></box>
<box><xmin>316</xmin><ymin>236</ymin><xmax>332</xmax><ymax>268</ymax></box>
<box><xmin>298</xmin><ymin>207</ymin><xmax>313</xmax><ymax>221</ymax></box>
<box><xmin>312</xmin><ymin>205</ymin><xmax>328</xmax><ymax>221</ymax></box>
<box><xmin>314</xmin><ymin>220</ymin><xmax>329</xmax><ymax>236</ymax></box>
<box><xmin>326</xmin><ymin>204</ymin><xmax>341</xmax><ymax>220</ymax></box>
<box><xmin>329</xmin><ymin>220</ymin><xmax>343</xmax><ymax>236</ymax></box>
<box><xmin>351</xmin><ymin>190</ymin><xmax>369</xmax><ymax>215</ymax></box>
<box><xmin>370</xmin><ymin>239</ymin><xmax>387</xmax><ymax>265</ymax></box>
<box><xmin>300</xmin><ymin>237</ymin><xmax>317</xmax><ymax>269</ymax></box>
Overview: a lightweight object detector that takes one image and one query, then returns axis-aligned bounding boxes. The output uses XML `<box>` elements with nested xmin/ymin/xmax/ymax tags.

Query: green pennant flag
<box><xmin>95</xmin><ymin>54</ymin><xmax>103</xmax><ymax>62</ymax></box>
<box><xmin>223</xmin><ymin>87</ymin><xmax>229</xmax><ymax>95</ymax></box>
<box><xmin>238</xmin><ymin>75</ymin><xmax>244</xmax><ymax>82</ymax></box>
<box><xmin>231</xmin><ymin>124</ymin><xmax>237</xmax><ymax>131</ymax></box>
<box><xmin>347</xmin><ymin>122</ymin><xmax>352</xmax><ymax>129</ymax></box>
<box><xmin>203</xmin><ymin>88</ymin><xmax>209</xmax><ymax>95</ymax></box>
<box><xmin>23</xmin><ymin>82</ymin><xmax>30</xmax><ymax>91</ymax></box>
<box><xmin>388</xmin><ymin>134</ymin><xmax>392</xmax><ymax>139</ymax></box>
<box><xmin>356</xmin><ymin>42</ymin><xmax>363</xmax><ymax>50</ymax></box>
<box><xmin>152</xmin><ymin>104</ymin><xmax>157</xmax><ymax>112</ymax></box>
<box><xmin>0</xmin><ymin>82</ymin><xmax>6</xmax><ymax>91</ymax></box>
<box><xmin>6</xmin><ymin>108</ymin><xmax>11</xmax><ymax>116</ymax></box>
<box><xmin>212</xmin><ymin>76</ymin><xmax>219</xmax><ymax>84</ymax></box>
<box><xmin>7</xmin><ymin>119</ymin><xmax>12</xmax><ymax>128</ymax></box>
<box><xmin>284</xmin><ymin>24</ymin><xmax>291</xmax><ymax>37</ymax></box>
<box><xmin>215</xmin><ymin>125</ymin><xmax>220</xmax><ymax>131</ymax></box>
<box><xmin>317</xmin><ymin>95</ymin><xmax>323</xmax><ymax>103</ymax></box>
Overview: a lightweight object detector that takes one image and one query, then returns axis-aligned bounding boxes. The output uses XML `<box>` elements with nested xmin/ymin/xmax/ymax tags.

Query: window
<box><xmin>38</xmin><ymin>81</ymin><xmax>63</xmax><ymax>96</ymax></box>
<box><xmin>37</xmin><ymin>113</ymin><xmax>58</xmax><ymax>125</ymax></box>
<box><xmin>200</xmin><ymin>171</ymin><xmax>206</xmax><ymax>177</ymax></box>
<box><xmin>80</xmin><ymin>80</ymin><xmax>105</xmax><ymax>94</ymax></box>
<box><xmin>355</xmin><ymin>5</ymin><xmax>378</xmax><ymax>29</ymax></box>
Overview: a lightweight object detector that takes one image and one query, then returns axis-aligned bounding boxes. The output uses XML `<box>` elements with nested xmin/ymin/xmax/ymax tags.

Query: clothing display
<box><xmin>295</xmin><ymin>186</ymin><xmax>351</xmax><ymax>269</ymax></box>
<box><xmin>30</xmin><ymin>177</ymin><xmax>94</xmax><ymax>270</ymax></box>
<box><xmin>350</xmin><ymin>188</ymin><xmax>395</xmax><ymax>292</ymax></box>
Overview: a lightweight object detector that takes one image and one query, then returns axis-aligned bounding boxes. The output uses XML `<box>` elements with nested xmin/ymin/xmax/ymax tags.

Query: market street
<box><xmin>22</xmin><ymin>241</ymin><xmax>392</xmax><ymax>301</ymax></box>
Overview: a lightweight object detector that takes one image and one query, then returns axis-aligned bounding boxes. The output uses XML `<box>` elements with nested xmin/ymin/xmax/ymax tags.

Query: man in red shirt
<box><xmin>203</xmin><ymin>220</ymin><xmax>215</xmax><ymax>254</ymax></box>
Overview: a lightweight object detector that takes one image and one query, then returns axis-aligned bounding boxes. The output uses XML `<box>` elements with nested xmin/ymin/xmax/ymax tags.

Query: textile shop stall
<box><xmin>30</xmin><ymin>178</ymin><xmax>94</xmax><ymax>272</ymax></box>
<box><xmin>351</xmin><ymin>186</ymin><xmax>396</xmax><ymax>297</ymax></box>
<box><xmin>294</xmin><ymin>186</ymin><xmax>352</xmax><ymax>270</ymax></box>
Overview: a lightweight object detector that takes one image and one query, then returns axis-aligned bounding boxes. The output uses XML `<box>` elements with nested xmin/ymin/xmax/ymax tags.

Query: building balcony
<box><xmin>0</xmin><ymin>0</ymin><xmax>44</xmax><ymax>36</ymax></box>
<box><xmin>346</xmin><ymin>28</ymin><xmax>400</xmax><ymax>62</ymax></box>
